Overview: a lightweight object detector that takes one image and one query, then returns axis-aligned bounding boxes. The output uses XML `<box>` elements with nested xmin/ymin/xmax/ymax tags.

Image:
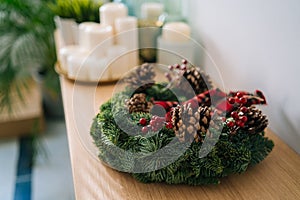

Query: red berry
<box><xmin>152</xmin><ymin>126</ymin><xmax>158</xmax><ymax>132</ymax></box>
<box><xmin>231</xmin><ymin>111</ymin><xmax>239</xmax><ymax>119</ymax></box>
<box><xmin>240</xmin><ymin>116</ymin><xmax>248</xmax><ymax>123</ymax></box>
<box><xmin>174</xmin><ymin>64</ymin><xmax>180</xmax><ymax>69</ymax></box>
<box><xmin>236</xmin><ymin>92</ymin><xmax>244</xmax><ymax>98</ymax></box>
<box><xmin>166</xmin><ymin>122</ymin><xmax>173</xmax><ymax>129</ymax></box>
<box><xmin>236</xmin><ymin>120</ymin><xmax>245</xmax><ymax>128</ymax></box>
<box><xmin>240</xmin><ymin>107</ymin><xmax>248</xmax><ymax>113</ymax></box>
<box><xmin>168</xmin><ymin>65</ymin><xmax>174</xmax><ymax>70</ymax></box>
<box><xmin>142</xmin><ymin>126</ymin><xmax>148</xmax><ymax>133</ymax></box>
<box><xmin>139</xmin><ymin>118</ymin><xmax>147</xmax><ymax>126</ymax></box>
<box><xmin>228</xmin><ymin>97</ymin><xmax>236</xmax><ymax>104</ymax></box>
<box><xmin>182</xmin><ymin>59</ymin><xmax>188</xmax><ymax>64</ymax></box>
<box><xmin>235</xmin><ymin>97</ymin><xmax>241</xmax><ymax>104</ymax></box>
<box><xmin>239</xmin><ymin>97</ymin><xmax>247</xmax><ymax>105</ymax></box>
<box><xmin>165</xmin><ymin>112</ymin><xmax>172</xmax><ymax>122</ymax></box>
<box><xmin>181</xmin><ymin>65</ymin><xmax>187</xmax><ymax>70</ymax></box>
<box><xmin>227</xmin><ymin>121</ymin><xmax>235</xmax><ymax>128</ymax></box>
<box><xmin>165</xmin><ymin>73</ymin><xmax>171</xmax><ymax>81</ymax></box>
<box><xmin>222</xmin><ymin>117</ymin><xmax>226</xmax><ymax>122</ymax></box>
<box><xmin>150</xmin><ymin>120</ymin><xmax>155</xmax><ymax>126</ymax></box>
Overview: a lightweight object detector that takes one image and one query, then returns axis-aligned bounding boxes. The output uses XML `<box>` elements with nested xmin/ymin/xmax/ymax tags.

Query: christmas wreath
<box><xmin>91</xmin><ymin>61</ymin><xmax>274</xmax><ymax>185</ymax></box>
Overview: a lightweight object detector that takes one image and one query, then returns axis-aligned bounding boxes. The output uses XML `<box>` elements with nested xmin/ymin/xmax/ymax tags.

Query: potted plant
<box><xmin>0</xmin><ymin>0</ymin><xmax>60</xmax><ymax>130</ymax></box>
<box><xmin>49</xmin><ymin>0</ymin><xmax>103</xmax><ymax>23</ymax></box>
<box><xmin>49</xmin><ymin>0</ymin><xmax>103</xmax><ymax>45</ymax></box>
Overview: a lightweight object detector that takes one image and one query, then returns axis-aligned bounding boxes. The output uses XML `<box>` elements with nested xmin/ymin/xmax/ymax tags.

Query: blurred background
<box><xmin>0</xmin><ymin>0</ymin><xmax>299</xmax><ymax>199</ymax></box>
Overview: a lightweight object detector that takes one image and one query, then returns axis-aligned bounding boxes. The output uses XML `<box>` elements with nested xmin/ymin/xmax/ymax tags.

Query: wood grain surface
<box><xmin>60</xmin><ymin>76</ymin><xmax>300</xmax><ymax>200</ymax></box>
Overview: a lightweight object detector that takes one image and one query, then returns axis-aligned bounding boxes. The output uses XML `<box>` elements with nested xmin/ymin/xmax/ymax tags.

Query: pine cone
<box><xmin>180</xmin><ymin>67</ymin><xmax>213</xmax><ymax>96</ymax></box>
<box><xmin>126</xmin><ymin>93</ymin><xmax>153</xmax><ymax>114</ymax></box>
<box><xmin>198</xmin><ymin>106</ymin><xmax>212</xmax><ymax>132</ymax></box>
<box><xmin>172</xmin><ymin>104</ymin><xmax>212</xmax><ymax>142</ymax></box>
<box><xmin>242</xmin><ymin>106</ymin><xmax>268</xmax><ymax>134</ymax></box>
<box><xmin>124</xmin><ymin>63</ymin><xmax>155</xmax><ymax>93</ymax></box>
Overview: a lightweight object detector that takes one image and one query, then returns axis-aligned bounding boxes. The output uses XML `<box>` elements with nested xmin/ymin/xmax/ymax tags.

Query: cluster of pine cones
<box><xmin>124</xmin><ymin>61</ymin><xmax>268</xmax><ymax>143</ymax></box>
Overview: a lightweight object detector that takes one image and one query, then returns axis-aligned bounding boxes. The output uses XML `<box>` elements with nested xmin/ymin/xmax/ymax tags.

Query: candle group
<box><xmin>56</xmin><ymin>2</ymin><xmax>194</xmax><ymax>82</ymax></box>
<box><xmin>57</xmin><ymin>2</ymin><xmax>138</xmax><ymax>82</ymax></box>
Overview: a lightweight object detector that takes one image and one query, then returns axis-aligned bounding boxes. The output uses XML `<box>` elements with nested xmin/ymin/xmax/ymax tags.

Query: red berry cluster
<box><xmin>165</xmin><ymin>59</ymin><xmax>189</xmax><ymax>82</ymax></box>
<box><xmin>228</xmin><ymin>92</ymin><xmax>248</xmax><ymax>106</ymax></box>
<box><xmin>227</xmin><ymin>109</ymin><xmax>248</xmax><ymax>128</ymax></box>
<box><xmin>226</xmin><ymin>92</ymin><xmax>249</xmax><ymax>133</ymax></box>
<box><xmin>139</xmin><ymin>116</ymin><xmax>173</xmax><ymax>133</ymax></box>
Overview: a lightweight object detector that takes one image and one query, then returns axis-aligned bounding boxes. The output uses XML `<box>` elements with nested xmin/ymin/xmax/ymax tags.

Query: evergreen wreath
<box><xmin>91</xmin><ymin>60</ymin><xmax>274</xmax><ymax>185</ymax></box>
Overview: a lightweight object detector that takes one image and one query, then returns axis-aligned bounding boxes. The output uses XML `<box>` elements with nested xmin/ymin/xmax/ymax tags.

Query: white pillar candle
<box><xmin>78</xmin><ymin>22</ymin><xmax>99</xmax><ymax>48</ymax></box>
<box><xmin>99</xmin><ymin>3</ymin><xmax>128</xmax><ymax>32</ymax></box>
<box><xmin>115</xmin><ymin>16</ymin><xmax>137</xmax><ymax>32</ymax></box>
<box><xmin>141</xmin><ymin>2</ymin><xmax>164</xmax><ymax>20</ymax></box>
<box><xmin>157</xmin><ymin>36</ymin><xmax>195</xmax><ymax>65</ymax></box>
<box><xmin>87</xmin><ymin>57</ymin><xmax>110</xmax><ymax>82</ymax></box>
<box><xmin>157</xmin><ymin>22</ymin><xmax>194</xmax><ymax>65</ymax></box>
<box><xmin>67</xmin><ymin>52</ymin><xmax>90</xmax><ymax>81</ymax></box>
<box><xmin>82</xmin><ymin>24</ymin><xmax>113</xmax><ymax>57</ymax></box>
<box><xmin>115</xmin><ymin>17</ymin><xmax>139</xmax><ymax>68</ymax></box>
<box><xmin>54</xmin><ymin>16</ymin><xmax>78</xmax><ymax>46</ymax></box>
<box><xmin>162</xmin><ymin>22</ymin><xmax>191</xmax><ymax>43</ymax></box>
<box><xmin>115</xmin><ymin>17</ymin><xmax>138</xmax><ymax>48</ymax></box>
<box><xmin>54</xmin><ymin>29</ymin><xmax>63</xmax><ymax>62</ymax></box>
<box><xmin>107</xmin><ymin>45</ymin><xmax>128</xmax><ymax>80</ymax></box>
<box><xmin>59</xmin><ymin>45</ymin><xmax>86</xmax><ymax>72</ymax></box>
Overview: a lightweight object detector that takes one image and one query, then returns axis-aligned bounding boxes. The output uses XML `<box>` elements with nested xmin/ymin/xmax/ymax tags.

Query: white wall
<box><xmin>187</xmin><ymin>0</ymin><xmax>300</xmax><ymax>153</ymax></box>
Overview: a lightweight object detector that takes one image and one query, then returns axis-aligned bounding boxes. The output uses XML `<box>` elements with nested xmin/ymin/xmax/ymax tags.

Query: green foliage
<box><xmin>91</xmin><ymin>86</ymin><xmax>274</xmax><ymax>185</ymax></box>
<box><xmin>49</xmin><ymin>0</ymin><xmax>103</xmax><ymax>23</ymax></box>
<box><xmin>0</xmin><ymin>0</ymin><xmax>57</xmax><ymax>111</ymax></box>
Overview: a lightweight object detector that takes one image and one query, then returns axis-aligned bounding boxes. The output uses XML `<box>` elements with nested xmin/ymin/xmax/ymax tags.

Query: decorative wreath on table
<box><xmin>90</xmin><ymin>60</ymin><xmax>274</xmax><ymax>185</ymax></box>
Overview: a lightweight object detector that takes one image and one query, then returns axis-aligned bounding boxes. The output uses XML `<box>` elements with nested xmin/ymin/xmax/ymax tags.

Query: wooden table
<box><xmin>60</xmin><ymin>76</ymin><xmax>300</xmax><ymax>200</ymax></box>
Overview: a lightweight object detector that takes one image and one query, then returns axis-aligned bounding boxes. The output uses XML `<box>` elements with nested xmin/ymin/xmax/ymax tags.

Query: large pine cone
<box><xmin>242</xmin><ymin>106</ymin><xmax>268</xmax><ymax>134</ymax></box>
<box><xmin>126</xmin><ymin>93</ymin><xmax>153</xmax><ymax>114</ymax></box>
<box><xmin>180</xmin><ymin>67</ymin><xmax>213</xmax><ymax>97</ymax></box>
<box><xmin>124</xmin><ymin>63</ymin><xmax>155</xmax><ymax>93</ymax></box>
<box><xmin>172</xmin><ymin>104</ymin><xmax>212</xmax><ymax>142</ymax></box>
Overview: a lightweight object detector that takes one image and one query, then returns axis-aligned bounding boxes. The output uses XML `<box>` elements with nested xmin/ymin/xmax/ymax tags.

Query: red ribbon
<box><xmin>154</xmin><ymin>88</ymin><xmax>267</xmax><ymax>118</ymax></box>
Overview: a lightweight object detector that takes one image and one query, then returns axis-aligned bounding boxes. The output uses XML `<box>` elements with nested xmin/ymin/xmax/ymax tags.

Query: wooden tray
<box><xmin>54</xmin><ymin>62</ymin><xmax>119</xmax><ymax>84</ymax></box>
